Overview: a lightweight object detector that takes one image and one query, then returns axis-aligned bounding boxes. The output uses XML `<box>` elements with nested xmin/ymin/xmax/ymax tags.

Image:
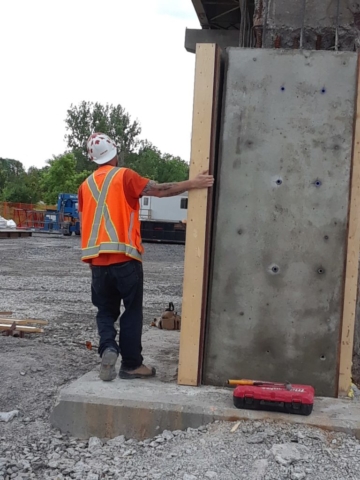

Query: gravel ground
<box><xmin>1</xmin><ymin>235</ymin><xmax>360</xmax><ymax>480</ymax></box>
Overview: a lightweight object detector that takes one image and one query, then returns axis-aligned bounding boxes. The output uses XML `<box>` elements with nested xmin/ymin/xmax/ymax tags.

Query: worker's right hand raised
<box><xmin>192</xmin><ymin>170</ymin><xmax>214</xmax><ymax>189</ymax></box>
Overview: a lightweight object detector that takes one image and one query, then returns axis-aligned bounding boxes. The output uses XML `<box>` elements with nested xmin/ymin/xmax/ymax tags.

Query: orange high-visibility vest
<box><xmin>80</xmin><ymin>167</ymin><xmax>143</xmax><ymax>263</ymax></box>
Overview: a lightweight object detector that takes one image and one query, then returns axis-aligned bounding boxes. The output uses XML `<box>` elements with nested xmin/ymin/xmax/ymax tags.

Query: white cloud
<box><xmin>0</xmin><ymin>0</ymin><xmax>199</xmax><ymax>169</ymax></box>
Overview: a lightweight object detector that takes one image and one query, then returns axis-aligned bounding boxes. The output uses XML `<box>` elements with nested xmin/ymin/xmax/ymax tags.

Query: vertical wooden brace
<box><xmin>178</xmin><ymin>44</ymin><xmax>221</xmax><ymax>386</ymax></box>
<box><xmin>338</xmin><ymin>54</ymin><xmax>360</xmax><ymax>395</ymax></box>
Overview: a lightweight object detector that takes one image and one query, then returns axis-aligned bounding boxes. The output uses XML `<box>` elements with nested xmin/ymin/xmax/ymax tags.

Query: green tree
<box><xmin>125</xmin><ymin>141</ymin><xmax>189</xmax><ymax>182</ymax></box>
<box><xmin>1</xmin><ymin>182</ymin><xmax>35</xmax><ymax>203</ymax></box>
<box><xmin>64</xmin><ymin>101</ymin><xmax>141</xmax><ymax>172</ymax></box>
<box><xmin>0</xmin><ymin>158</ymin><xmax>26</xmax><ymax>193</ymax></box>
<box><xmin>41</xmin><ymin>153</ymin><xmax>90</xmax><ymax>204</ymax></box>
<box><xmin>23</xmin><ymin>166</ymin><xmax>45</xmax><ymax>203</ymax></box>
<box><xmin>156</xmin><ymin>153</ymin><xmax>189</xmax><ymax>183</ymax></box>
<box><xmin>0</xmin><ymin>158</ymin><xmax>33</xmax><ymax>203</ymax></box>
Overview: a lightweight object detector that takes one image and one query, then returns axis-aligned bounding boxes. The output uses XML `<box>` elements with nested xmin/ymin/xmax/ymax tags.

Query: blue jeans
<box><xmin>91</xmin><ymin>260</ymin><xmax>144</xmax><ymax>370</ymax></box>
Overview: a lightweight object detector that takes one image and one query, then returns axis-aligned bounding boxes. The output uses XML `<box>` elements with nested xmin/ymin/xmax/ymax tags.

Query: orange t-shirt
<box><xmin>78</xmin><ymin>167</ymin><xmax>149</xmax><ymax>266</ymax></box>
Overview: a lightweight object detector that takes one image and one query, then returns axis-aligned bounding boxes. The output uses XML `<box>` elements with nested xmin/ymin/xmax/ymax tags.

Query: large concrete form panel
<box><xmin>204</xmin><ymin>49</ymin><xmax>357</xmax><ymax>397</ymax></box>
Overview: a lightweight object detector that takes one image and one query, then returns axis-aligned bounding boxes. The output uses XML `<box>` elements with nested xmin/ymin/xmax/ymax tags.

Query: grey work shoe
<box><xmin>119</xmin><ymin>364</ymin><xmax>156</xmax><ymax>380</ymax></box>
<box><xmin>99</xmin><ymin>348</ymin><xmax>118</xmax><ymax>382</ymax></box>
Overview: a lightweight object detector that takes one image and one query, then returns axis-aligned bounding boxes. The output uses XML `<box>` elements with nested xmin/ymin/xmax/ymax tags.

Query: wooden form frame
<box><xmin>338</xmin><ymin>54</ymin><xmax>360</xmax><ymax>396</ymax></box>
<box><xmin>178</xmin><ymin>43</ymin><xmax>222</xmax><ymax>386</ymax></box>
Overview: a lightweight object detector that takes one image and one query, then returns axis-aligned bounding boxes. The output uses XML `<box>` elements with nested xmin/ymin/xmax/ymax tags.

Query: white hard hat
<box><xmin>87</xmin><ymin>132</ymin><xmax>117</xmax><ymax>165</ymax></box>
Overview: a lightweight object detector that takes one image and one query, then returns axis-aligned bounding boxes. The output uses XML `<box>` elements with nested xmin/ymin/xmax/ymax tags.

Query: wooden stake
<box><xmin>178</xmin><ymin>44</ymin><xmax>221</xmax><ymax>386</ymax></box>
<box><xmin>338</xmin><ymin>54</ymin><xmax>360</xmax><ymax>395</ymax></box>
<box><xmin>231</xmin><ymin>422</ymin><xmax>241</xmax><ymax>433</ymax></box>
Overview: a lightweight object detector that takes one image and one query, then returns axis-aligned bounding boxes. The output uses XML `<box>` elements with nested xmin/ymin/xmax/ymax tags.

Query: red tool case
<box><xmin>233</xmin><ymin>383</ymin><xmax>314</xmax><ymax>416</ymax></box>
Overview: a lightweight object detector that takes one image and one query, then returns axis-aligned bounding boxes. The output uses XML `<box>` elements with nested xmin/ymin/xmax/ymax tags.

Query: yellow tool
<box><xmin>228</xmin><ymin>379</ymin><xmax>292</xmax><ymax>390</ymax></box>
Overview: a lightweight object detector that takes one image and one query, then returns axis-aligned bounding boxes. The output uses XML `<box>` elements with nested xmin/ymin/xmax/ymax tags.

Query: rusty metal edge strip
<box><xmin>198</xmin><ymin>45</ymin><xmax>224</xmax><ymax>385</ymax></box>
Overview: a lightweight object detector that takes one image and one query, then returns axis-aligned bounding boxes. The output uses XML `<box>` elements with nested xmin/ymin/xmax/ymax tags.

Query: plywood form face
<box><xmin>203</xmin><ymin>49</ymin><xmax>357</xmax><ymax>397</ymax></box>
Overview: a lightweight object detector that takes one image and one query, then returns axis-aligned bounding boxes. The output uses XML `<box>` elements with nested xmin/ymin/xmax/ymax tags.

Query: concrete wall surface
<box><xmin>203</xmin><ymin>48</ymin><xmax>357</xmax><ymax>397</ymax></box>
<box><xmin>267</xmin><ymin>0</ymin><xmax>353</xmax><ymax>29</ymax></box>
<box><xmin>263</xmin><ymin>0</ymin><xmax>359</xmax><ymax>50</ymax></box>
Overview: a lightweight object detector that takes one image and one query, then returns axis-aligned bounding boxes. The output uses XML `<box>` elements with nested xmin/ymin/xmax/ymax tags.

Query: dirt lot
<box><xmin>1</xmin><ymin>235</ymin><xmax>360</xmax><ymax>480</ymax></box>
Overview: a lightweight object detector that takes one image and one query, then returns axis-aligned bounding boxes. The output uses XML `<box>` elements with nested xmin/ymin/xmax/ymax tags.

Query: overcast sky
<box><xmin>0</xmin><ymin>0</ymin><xmax>199</xmax><ymax>169</ymax></box>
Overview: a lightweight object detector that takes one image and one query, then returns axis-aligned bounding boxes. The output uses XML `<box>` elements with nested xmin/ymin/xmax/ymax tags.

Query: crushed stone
<box><xmin>1</xmin><ymin>236</ymin><xmax>360</xmax><ymax>479</ymax></box>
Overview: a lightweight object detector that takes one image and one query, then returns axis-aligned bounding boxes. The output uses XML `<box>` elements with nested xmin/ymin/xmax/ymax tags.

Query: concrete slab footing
<box><xmin>51</xmin><ymin>368</ymin><xmax>360</xmax><ymax>440</ymax></box>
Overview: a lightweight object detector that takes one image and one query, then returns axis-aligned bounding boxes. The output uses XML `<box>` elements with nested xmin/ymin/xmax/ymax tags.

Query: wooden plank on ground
<box><xmin>0</xmin><ymin>319</ymin><xmax>48</xmax><ymax>325</ymax></box>
<box><xmin>0</xmin><ymin>312</ymin><xmax>12</xmax><ymax>316</ymax></box>
<box><xmin>178</xmin><ymin>43</ymin><xmax>221</xmax><ymax>386</ymax></box>
<box><xmin>338</xmin><ymin>54</ymin><xmax>360</xmax><ymax>396</ymax></box>
<box><xmin>0</xmin><ymin>324</ymin><xmax>44</xmax><ymax>333</ymax></box>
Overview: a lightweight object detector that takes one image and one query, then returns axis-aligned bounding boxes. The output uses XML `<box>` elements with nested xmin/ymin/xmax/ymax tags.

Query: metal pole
<box><xmin>335</xmin><ymin>0</ymin><xmax>340</xmax><ymax>51</ymax></box>
<box><xmin>239</xmin><ymin>0</ymin><xmax>246</xmax><ymax>47</ymax></box>
<box><xmin>262</xmin><ymin>0</ymin><xmax>269</xmax><ymax>48</ymax></box>
<box><xmin>299</xmin><ymin>0</ymin><xmax>307</xmax><ymax>49</ymax></box>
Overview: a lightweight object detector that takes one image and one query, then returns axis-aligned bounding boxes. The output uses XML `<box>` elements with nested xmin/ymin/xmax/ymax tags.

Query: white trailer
<box><xmin>139</xmin><ymin>193</ymin><xmax>188</xmax><ymax>244</ymax></box>
<box><xmin>139</xmin><ymin>192</ymin><xmax>188</xmax><ymax>222</ymax></box>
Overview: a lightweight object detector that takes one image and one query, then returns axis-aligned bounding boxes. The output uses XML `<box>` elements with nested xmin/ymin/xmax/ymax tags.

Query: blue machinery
<box><xmin>42</xmin><ymin>193</ymin><xmax>80</xmax><ymax>236</ymax></box>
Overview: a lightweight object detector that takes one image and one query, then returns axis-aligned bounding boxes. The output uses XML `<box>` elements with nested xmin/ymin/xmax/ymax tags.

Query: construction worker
<box><xmin>78</xmin><ymin>132</ymin><xmax>214</xmax><ymax>381</ymax></box>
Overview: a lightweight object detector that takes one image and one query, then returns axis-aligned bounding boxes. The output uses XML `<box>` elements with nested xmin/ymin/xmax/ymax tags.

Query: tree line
<box><xmin>0</xmin><ymin>101</ymin><xmax>189</xmax><ymax>205</ymax></box>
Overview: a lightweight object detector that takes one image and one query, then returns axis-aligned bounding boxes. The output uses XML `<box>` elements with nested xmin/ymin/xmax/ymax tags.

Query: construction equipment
<box><xmin>11</xmin><ymin>194</ymin><xmax>80</xmax><ymax>236</ymax></box>
<box><xmin>230</xmin><ymin>379</ymin><xmax>314</xmax><ymax>416</ymax></box>
<box><xmin>43</xmin><ymin>193</ymin><xmax>80</xmax><ymax>236</ymax></box>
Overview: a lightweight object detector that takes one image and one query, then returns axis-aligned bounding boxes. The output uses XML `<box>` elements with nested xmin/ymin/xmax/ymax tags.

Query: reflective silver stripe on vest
<box><xmin>128</xmin><ymin>211</ymin><xmax>134</xmax><ymax>247</ymax></box>
<box><xmin>82</xmin><ymin>242</ymin><xmax>142</xmax><ymax>261</ymax></box>
<box><xmin>82</xmin><ymin>168</ymin><xmax>142</xmax><ymax>261</ymax></box>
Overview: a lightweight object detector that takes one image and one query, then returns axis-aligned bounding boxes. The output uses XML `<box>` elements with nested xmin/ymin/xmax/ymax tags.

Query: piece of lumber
<box><xmin>0</xmin><ymin>324</ymin><xmax>44</xmax><ymax>333</ymax></box>
<box><xmin>0</xmin><ymin>312</ymin><xmax>12</xmax><ymax>316</ymax></box>
<box><xmin>178</xmin><ymin>43</ymin><xmax>222</xmax><ymax>386</ymax></box>
<box><xmin>0</xmin><ymin>319</ymin><xmax>48</xmax><ymax>325</ymax></box>
<box><xmin>338</xmin><ymin>54</ymin><xmax>360</xmax><ymax>396</ymax></box>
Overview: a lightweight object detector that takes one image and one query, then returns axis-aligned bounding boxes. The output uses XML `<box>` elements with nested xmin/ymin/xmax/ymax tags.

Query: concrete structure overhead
<box><xmin>203</xmin><ymin>48</ymin><xmax>357</xmax><ymax>397</ymax></box>
<box><xmin>188</xmin><ymin>0</ymin><xmax>360</xmax><ymax>51</ymax></box>
<box><xmin>190</xmin><ymin>0</ymin><xmax>242</xmax><ymax>29</ymax></box>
